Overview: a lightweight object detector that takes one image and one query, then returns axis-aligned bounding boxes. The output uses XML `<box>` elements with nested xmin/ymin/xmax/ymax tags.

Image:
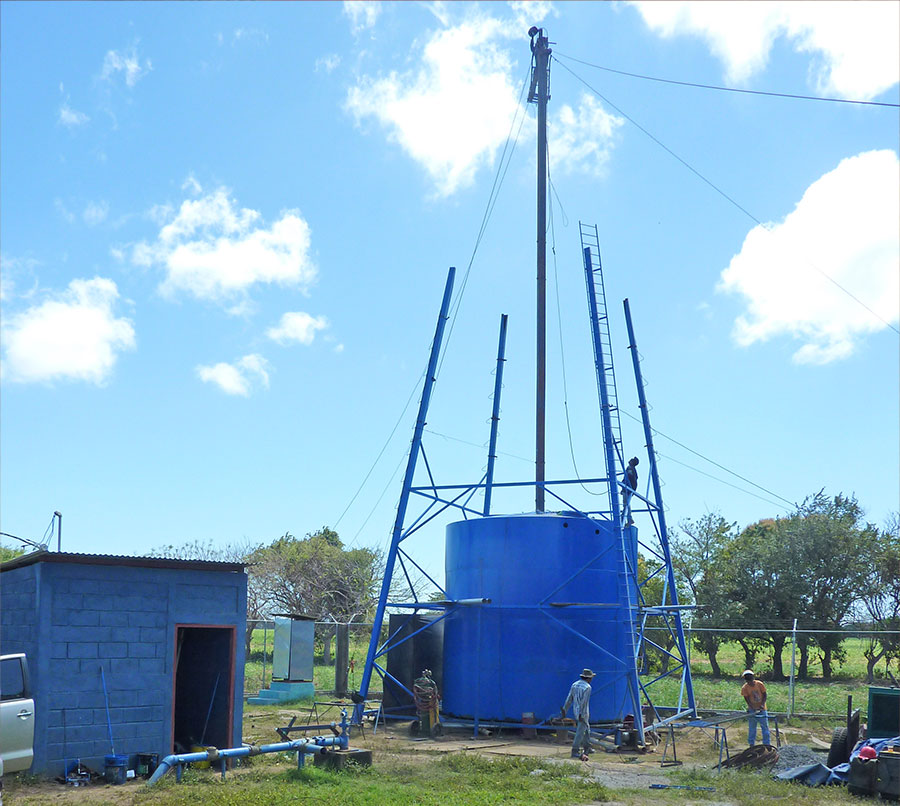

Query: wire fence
<box><xmin>244</xmin><ymin>620</ymin><xmax>382</xmax><ymax>698</ymax></box>
<box><xmin>244</xmin><ymin>620</ymin><xmax>895</xmax><ymax>719</ymax></box>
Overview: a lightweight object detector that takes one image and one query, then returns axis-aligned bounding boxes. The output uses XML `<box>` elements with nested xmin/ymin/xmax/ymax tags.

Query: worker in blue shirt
<box><xmin>561</xmin><ymin>668</ymin><xmax>595</xmax><ymax>758</ymax></box>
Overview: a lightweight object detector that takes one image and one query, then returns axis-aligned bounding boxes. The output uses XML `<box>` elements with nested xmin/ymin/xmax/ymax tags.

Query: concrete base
<box><xmin>246</xmin><ymin>680</ymin><xmax>314</xmax><ymax>705</ymax></box>
<box><xmin>313</xmin><ymin>749</ymin><xmax>373</xmax><ymax>770</ymax></box>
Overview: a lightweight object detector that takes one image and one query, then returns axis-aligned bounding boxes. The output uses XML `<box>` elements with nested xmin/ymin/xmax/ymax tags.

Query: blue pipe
<box><xmin>147</xmin><ymin>733</ymin><xmax>349</xmax><ymax>785</ymax></box>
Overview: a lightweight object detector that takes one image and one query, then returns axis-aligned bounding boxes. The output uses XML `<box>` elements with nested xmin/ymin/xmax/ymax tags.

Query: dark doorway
<box><xmin>172</xmin><ymin>626</ymin><xmax>234</xmax><ymax>752</ymax></box>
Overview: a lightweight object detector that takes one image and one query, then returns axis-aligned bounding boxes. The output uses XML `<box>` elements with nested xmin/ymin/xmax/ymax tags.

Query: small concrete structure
<box><xmin>0</xmin><ymin>551</ymin><xmax>247</xmax><ymax>777</ymax></box>
<box><xmin>247</xmin><ymin>614</ymin><xmax>315</xmax><ymax>704</ymax></box>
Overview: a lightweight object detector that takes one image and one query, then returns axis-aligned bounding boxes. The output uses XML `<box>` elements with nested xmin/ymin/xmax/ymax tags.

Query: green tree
<box><xmin>249</xmin><ymin>528</ymin><xmax>381</xmax><ymax>622</ymax></box>
<box><xmin>0</xmin><ymin>544</ymin><xmax>26</xmax><ymax>563</ymax></box>
<box><xmin>858</xmin><ymin>513</ymin><xmax>900</xmax><ymax>683</ymax></box>
<box><xmin>785</xmin><ymin>492</ymin><xmax>873</xmax><ymax>679</ymax></box>
<box><xmin>719</xmin><ymin>519</ymin><xmax>802</xmax><ymax>680</ymax></box>
<box><xmin>637</xmin><ymin>554</ymin><xmax>691</xmax><ymax>675</ymax></box>
<box><xmin>670</xmin><ymin>513</ymin><xmax>738</xmax><ymax>677</ymax></box>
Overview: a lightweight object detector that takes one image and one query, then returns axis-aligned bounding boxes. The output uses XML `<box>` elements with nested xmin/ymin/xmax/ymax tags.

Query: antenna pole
<box><xmin>529</xmin><ymin>27</ymin><xmax>551</xmax><ymax>511</ymax></box>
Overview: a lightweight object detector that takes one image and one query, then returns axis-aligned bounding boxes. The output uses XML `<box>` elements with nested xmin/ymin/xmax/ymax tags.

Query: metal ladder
<box><xmin>580</xmin><ymin>222</ymin><xmax>625</xmax><ymax>479</ymax></box>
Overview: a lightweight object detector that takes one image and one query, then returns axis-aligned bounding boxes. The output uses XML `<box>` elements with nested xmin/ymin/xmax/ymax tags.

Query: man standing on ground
<box><xmin>741</xmin><ymin>669</ymin><xmax>771</xmax><ymax>746</ymax></box>
<box><xmin>622</xmin><ymin>457</ymin><xmax>639</xmax><ymax>526</ymax></box>
<box><xmin>561</xmin><ymin>668</ymin><xmax>595</xmax><ymax>759</ymax></box>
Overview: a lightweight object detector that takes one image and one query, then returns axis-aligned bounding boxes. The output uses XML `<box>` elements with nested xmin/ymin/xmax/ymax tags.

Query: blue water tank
<box><xmin>442</xmin><ymin>513</ymin><xmax>638</xmax><ymax>723</ymax></box>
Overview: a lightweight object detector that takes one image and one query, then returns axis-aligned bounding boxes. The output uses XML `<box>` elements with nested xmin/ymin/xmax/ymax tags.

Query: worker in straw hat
<box><xmin>741</xmin><ymin>669</ymin><xmax>771</xmax><ymax>746</ymax></box>
<box><xmin>561</xmin><ymin>668</ymin><xmax>595</xmax><ymax>759</ymax></box>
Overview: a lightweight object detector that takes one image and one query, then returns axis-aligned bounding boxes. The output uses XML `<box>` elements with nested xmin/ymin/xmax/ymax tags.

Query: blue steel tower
<box><xmin>356</xmin><ymin>29</ymin><xmax>696</xmax><ymax>741</ymax></box>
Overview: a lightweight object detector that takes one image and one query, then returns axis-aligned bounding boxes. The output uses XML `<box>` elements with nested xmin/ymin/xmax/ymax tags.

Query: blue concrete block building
<box><xmin>0</xmin><ymin>551</ymin><xmax>247</xmax><ymax>777</ymax></box>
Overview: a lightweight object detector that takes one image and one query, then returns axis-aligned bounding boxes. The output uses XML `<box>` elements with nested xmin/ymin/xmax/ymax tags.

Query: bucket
<box><xmin>104</xmin><ymin>754</ymin><xmax>128</xmax><ymax>785</ymax></box>
<box><xmin>191</xmin><ymin>745</ymin><xmax>212</xmax><ymax>769</ymax></box>
<box><xmin>135</xmin><ymin>752</ymin><xmax>159</xmax><ymax>779</ymax></box>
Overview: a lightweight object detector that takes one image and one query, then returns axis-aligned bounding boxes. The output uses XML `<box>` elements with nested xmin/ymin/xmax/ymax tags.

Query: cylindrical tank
<box><xmin>442</xmin><ymin>513</ymin><xmax>637</xmax><ymax>723</ymax></box>
<box><xmin>383</xmin><ymin>613</ymin><xmax>444</xmax><ymax>711</ymax></box>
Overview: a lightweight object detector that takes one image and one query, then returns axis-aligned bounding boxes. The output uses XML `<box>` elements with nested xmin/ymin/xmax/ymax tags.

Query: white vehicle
<box><xmin>0</xmin><ymin>653</ymin><xmax>35</xmax><ymax>781</ymax></box>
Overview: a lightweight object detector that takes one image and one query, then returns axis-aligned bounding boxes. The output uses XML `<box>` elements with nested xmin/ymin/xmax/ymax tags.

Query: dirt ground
<box><xmin>5</xmin><ymin>705</ymin><xmax>843</xmax><ymax>806</ymax></box>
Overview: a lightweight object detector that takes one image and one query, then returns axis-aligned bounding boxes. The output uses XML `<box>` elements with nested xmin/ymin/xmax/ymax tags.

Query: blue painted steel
<box><xmin>582</xmin><ymin>245</ymin><xmax>622</xmax><ymax>526</ymax></box>
<box><xmin>624</xmin><ymin>298</ymin><xmax>696</xmax><ymax>718</ymax></box>
<box><xmin>442</xmin><ymin>513</ymin><xmax>638</xmax><ymax>723</ymax></box>
<box><xmin>358</xmin><ymin>267</ymin><xmax>456</xmax><ymax>710</ymax></box>
<box><xmin>147</xmin><ymin>736</ymin><xmax>345</xmax><ymax>785</ymax></box>
<box><xmin>483</xmin><ymin>314</ymin><xmax>508</xmax><ymax>516</ymax></box>
<box><xmin>583</xmin><ymin>240</ymin><xmax>644</xmax><ymax>740</ymax></box>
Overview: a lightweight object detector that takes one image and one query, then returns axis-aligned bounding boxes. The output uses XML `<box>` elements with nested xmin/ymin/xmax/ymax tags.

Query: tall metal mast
<box><xmin>528</xmin><ymin>27</ymin><xmax>551</xmax><ymax>512</ymax></box>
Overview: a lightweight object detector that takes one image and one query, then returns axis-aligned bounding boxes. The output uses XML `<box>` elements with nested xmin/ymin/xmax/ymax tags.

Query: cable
<box><xmin>424</xmin><ymin>428</ymin><xmax>531</xmax><ymax>464</ymax></box>
<box><xmin>619</xmin><ymin>409</ymin><xmax>796</xmax><ymax>509</ymax></box>
<box><xmin>547</xmin><ymin>144</ymin><xmax>603</xmax><ymax>496</ymax></box>
<box><xmin>554</xmin><ymin>51</ymin><xmax>900</xmax><ymax>109</ymax></box>
<box><xmin>348</xmin><ymin>447</ymin><xmax>409</xmax><ymax>547</ymax></box>
<box><xmin>437</xmin><ymin>64</ymin><xmax>533</xmax><ymax>379</ymax></box>
<box><xmin>655</xmin><ymin>450</ymin><xmax>791</xmax><ymax>512</ymax></box>
<box><xmin>554</xmin><ymin>59</ymin><xmax>900</xmax><ymax>338</ymax></box>
<box><xmin>338</xmin><ymin>68</ymin><xmax>534</xmax><ymax>536</ymax></box>
<box><xmin>333</xmin><ymin>369</ymin><xmax>425</xmax><ymax>530</ymax></box>
<box><xmin>338</xmin><ymin>70</ymin><xmax>532</xmax><ymax>536</ymax></box>
<box><xmin>0</xmin><ymin>531</ymin><xmax>46</xmax><ymax>551</ymax></box>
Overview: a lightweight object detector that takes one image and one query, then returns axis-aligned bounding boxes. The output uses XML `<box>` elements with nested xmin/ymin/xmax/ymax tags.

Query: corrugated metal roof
<box><xmin>0</xmin><ymin>549</ymin><xmax>245</xmax><ymax>574</ymax></box>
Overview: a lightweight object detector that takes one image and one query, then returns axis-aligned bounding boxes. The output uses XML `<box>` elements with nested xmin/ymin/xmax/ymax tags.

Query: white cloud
<box><xmin>196</xmin><ymin>353</ymin><xmax>270</xmax><ymax>396</ymax></box>
<box><xmin>628</xmin><ymin>1</ymin><xmax>899</xmax><ymax>99</ymax></box>
<box><xmin>59</xmin><ymin>102</ymin><xmax>89</xmax><ymax>128</ymax></box>
<box><xmin>181</xmin><ymin>175</ymin><xmax>203</xmax><ymax>195</ymax></box>
<box><xmin>267</xmin><ymin>311</ymin><xmax>329</xmax><ymax>345</ymax></box>
<box><xmin>1</xmin><ymin>277</ymin><xmax>135</xmax><ymax>384</ymax></box>
<box><xmin>83</xmin><ymin>201</ymin><xmax>109</xmax><ymax>226</ymax></box>
<box><xmin>424</xmin><ymin>2</ymin><xmax>451</xmax><ymax>27</ymax></box>
<box><xmin>345</xmin><ymin>17</ymin><xmax>521</xmax><ymax>197</ymax></box>
<box><xmin>232</xmin><ymin>28</ymin><xmax>269</xmax><ymax>45</ymax></box>
<box><xmin>508</xmin><ymin>1</ymin><xmax>555</xmax><ymax>30</ymax></box>
<box><xmin>101</xmin><ymin>45</ymin><xmax>152</xmax><ymax>88</ymax></box>
<box><xmin>718</xmin><ymin>149</ymin><xmax>900</xmax><ymax>365</ymax></box>
<box><xmin>133</xmin><ymin>188</ymin><xmax>317</xmax><ymax>304</ymax></box>
<box><xmin>0</xmin><ymin>255</ymin><xmax>40</xmax><ymax>303</ymax></box>
<box><xmin>315</xmin><ymin>54</ymin><xmax>341</xmax><ymax>74</ymax></box>
<box><xmin>551</xmin><ymin>93</ymin><xmax>624</xmax><ymax>176</ymax></box>
<box><xmin>54</xmin><ymin>199</ymin><xmax>76</xmax><ymax>223</ymax></box>
<box><xmin>343</xmin><ymin>1</ymin><xmax>382</xmax><ymax>35</ymax></box>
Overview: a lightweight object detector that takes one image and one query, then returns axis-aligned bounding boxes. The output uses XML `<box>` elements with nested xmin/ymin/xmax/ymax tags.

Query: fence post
<box><xmin>323</xmin><ymin>625</ymin><xmax>333</xmax><ymax>666</ymax></box>
<box><xmin>789</xmin><ymin>618</ymin><xmax>797</xmax><ymax>718</ymax></box>
<box><xmin>335</xmin><ymin>623</ymin><xmax>350</xmax><ymax>697</ymax></box>
<box><xmin>262</xmin><ymin>622</ymin><xmax>268</xmax><ymax>690</ymax></box>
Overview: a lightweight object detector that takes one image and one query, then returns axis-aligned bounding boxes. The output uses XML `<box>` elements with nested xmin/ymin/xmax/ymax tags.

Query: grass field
<box><xmin>244</xmin><ymin>627</ymin><xmax>887</xmax><ymax>718</ymax></box>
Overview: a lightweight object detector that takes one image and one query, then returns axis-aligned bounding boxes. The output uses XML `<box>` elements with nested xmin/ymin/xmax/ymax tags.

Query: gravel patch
<box><xmin>770</xmin><ymin>744</ymin><xmax>825</xmax><ymax>774</ymax></box>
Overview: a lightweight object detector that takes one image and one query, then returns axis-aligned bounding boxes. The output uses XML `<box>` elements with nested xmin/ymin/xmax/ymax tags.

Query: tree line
<box><xmin>666</xmin><ymin>492</ymin><xmax>899</xmax><ymax>683</ymax></box>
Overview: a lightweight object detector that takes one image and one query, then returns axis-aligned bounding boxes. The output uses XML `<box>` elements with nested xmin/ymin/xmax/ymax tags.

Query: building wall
<box><xmin>0</xmin><ymin>562</ymin><xmax>40</xmax><ymax>668</ymax></box>
<box><xmin>0</xmin><ymin>560</ymin><xmax>246</xmax><ymax>777</ymax></box>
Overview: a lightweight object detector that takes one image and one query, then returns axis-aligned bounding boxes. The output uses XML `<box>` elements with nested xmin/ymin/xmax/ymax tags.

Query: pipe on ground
<box><xmin>147</xmin><ymin>734</ymin><xmax>348</xmax><ymax>785</ymax></box>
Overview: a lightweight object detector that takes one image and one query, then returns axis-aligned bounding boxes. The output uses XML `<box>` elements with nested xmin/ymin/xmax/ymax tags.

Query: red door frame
<box><xmin>171</xmin><ymin>624</ymin><xmax>236</xmax><ymax>751</ymax></box>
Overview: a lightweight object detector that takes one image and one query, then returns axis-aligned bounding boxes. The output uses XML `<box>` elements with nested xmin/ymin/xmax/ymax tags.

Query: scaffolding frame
<box><xmin>356</xmin><ymin>252</ymin><xmax>697</xmax><ymax>736</ymax></box>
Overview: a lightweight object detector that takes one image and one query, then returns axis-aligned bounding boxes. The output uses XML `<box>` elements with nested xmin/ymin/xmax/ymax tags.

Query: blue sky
<box><xmin>2</xmin><ymin>1</ymin><xmax>898</xmax><ymax>584</ymax></box>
